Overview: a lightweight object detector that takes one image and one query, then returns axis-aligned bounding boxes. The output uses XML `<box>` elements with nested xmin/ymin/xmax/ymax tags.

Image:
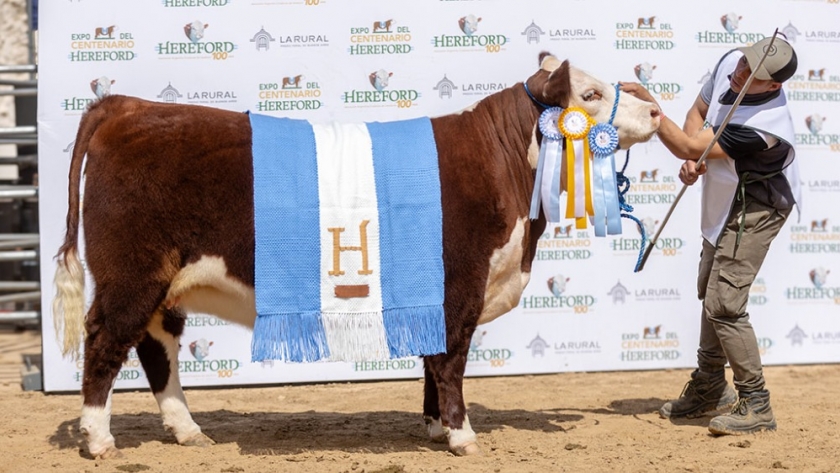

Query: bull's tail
<box><xmin>54</xmin><ymin>99</ymin><xmax>110</xmax><ymax>359</ymax></box>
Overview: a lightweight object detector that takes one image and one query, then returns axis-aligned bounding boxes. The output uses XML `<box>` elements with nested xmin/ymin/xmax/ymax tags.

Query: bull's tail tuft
<box><xmin>53</xmin><ymin>248</ymin><xmax>86</xmax><ymax>359</ymax></box>
<box><xmin>53</xmin><ymin>97</ymin><xmax>111</xmax><ymax>359</ymax></box>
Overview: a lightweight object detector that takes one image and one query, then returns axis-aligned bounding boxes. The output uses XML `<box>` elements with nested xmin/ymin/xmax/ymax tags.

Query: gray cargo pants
<box><xmin>696</xmin><ymin>198</ymin><xmax>791</xmax><ymax>394</ymax></box>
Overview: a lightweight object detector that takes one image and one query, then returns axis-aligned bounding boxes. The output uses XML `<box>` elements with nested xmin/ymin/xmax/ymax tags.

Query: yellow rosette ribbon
<box><xmin>558</xmin><ymin>107</ymin><xmax>595</xmax><ymax>229</ymax></box>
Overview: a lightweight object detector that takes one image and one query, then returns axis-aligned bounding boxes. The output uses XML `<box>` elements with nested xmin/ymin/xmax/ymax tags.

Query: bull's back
<box><xmin>82</xmin><ymin>96</ymin><xmax>255</xmax><ymax>286</ymax></box>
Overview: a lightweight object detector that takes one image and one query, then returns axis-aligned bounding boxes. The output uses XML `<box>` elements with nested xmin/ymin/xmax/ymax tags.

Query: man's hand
<box><xmin>679</xmin><ymin>160</ymin><xmax>707</xmax><ymax>186</ymax></box>
<box><xmin>619</xmin><ymin>82</ymin><xmax>658</xmax><ymax>106</ymax></box>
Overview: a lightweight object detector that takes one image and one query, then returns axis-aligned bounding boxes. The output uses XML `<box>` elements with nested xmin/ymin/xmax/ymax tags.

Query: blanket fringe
<box><xmin>251</xmin><ymin>311</ymin><xmax>330</xmax><ymax>362</ymax></box>
<box><xmin>383</xmin><ymin>305</ymin><xmax>446</xmax><ymax>358</ymax></box>
<box><xmin>322</xmin><ymin>311</ymin><xmax>390</xmax><ymax>362</ymax></box>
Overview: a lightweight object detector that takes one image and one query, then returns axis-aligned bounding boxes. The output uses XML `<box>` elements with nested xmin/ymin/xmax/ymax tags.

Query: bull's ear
<box><xmin>542</xmin><ymin>59</ymin><xmax>571</xmax><ymax>108</ymax></box>
<box><xmin>538</xmin><ymin>51</ymin><xmax>560</xmax><ymax>70</ymax></box>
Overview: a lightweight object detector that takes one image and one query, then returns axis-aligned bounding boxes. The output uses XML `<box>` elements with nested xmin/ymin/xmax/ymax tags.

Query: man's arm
<box><xmin>620</xmin><ymin>83</ymin><xmax>728</xmax><ymax>162</ymax></box>
<box><xmin>683</xmin><ymin>94</ymin><xmax>708</xmax><ymax>135</ymax></box>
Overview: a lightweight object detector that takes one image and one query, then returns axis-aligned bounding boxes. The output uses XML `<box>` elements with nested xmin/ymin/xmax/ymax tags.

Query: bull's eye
<box><xmin>582</xmin><ymin>90</ymin><xmax>602</xmax><ymax>102</ymax></box>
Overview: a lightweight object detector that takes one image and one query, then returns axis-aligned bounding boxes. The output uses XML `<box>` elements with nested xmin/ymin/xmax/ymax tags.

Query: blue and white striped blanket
<box><xmin>249</xmin><ymin>113</ymin><xmax>446</xmax><ymax>362</ymax></box>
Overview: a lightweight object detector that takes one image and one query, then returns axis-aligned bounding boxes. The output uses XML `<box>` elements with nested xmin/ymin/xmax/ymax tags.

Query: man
<box><xmin>620</xmin><ymin>35</ymin><xmax>799</xmax><ymax>435</ymax></box>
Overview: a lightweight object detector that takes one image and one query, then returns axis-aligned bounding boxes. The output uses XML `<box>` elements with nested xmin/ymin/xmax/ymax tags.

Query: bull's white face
<box><xmin>721</xmin><ymin>13</ymin><xmax>741</xmax><ymax>33</ymax></box>
<box><xmin>543</xmin><ymin>59</ymin><xmax>660</xmax><ymax>149</ymax></box>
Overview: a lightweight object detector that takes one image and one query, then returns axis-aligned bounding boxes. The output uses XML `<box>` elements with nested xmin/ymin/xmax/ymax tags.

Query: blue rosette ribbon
<box><xmin>529</xmin><ymin>107</ymin><xmax>564</xmax><ymax>221</ymax></box>
<box><xmin>588</xmin><ymin>122</ymin><xmax>622</xmax><ymax>237</ymax></box>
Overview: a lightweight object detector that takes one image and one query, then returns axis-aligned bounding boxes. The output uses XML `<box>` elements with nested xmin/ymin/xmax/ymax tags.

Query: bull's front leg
<box><xmin>424</xmin><ymin>332</ymin><xmax>480</xmax><ymax>456</ymax></box>
<box><xmin>422</xmin><ymin>363</ymin><xmax>447</xmax><ymax>443</ymax></box>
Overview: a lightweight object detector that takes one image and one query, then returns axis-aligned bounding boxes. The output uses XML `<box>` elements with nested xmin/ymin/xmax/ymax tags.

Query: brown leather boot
<box><xmin>660</xmin><ymin>369</ymin><xmax>737</xmax><ymax>419</ymax></box>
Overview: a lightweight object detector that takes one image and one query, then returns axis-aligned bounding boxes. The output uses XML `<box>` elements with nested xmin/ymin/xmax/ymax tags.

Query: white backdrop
<box><xmin>37</xmin><ymin>0</ymin><xmax>840</xmax><ymax>392</ymax></box>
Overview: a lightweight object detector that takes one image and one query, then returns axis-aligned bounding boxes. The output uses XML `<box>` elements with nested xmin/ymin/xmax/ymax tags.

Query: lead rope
<box><xmin>615</xmin><ymin>149</ymin><xmax>646</xmax><ymax>272</ymax></box>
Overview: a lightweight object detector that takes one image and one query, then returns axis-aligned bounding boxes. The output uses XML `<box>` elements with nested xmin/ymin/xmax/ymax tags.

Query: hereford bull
<box><xmin>53</xmin><ymin>52</ymin><xmax>660</xmax><ymax>459</ymax></box>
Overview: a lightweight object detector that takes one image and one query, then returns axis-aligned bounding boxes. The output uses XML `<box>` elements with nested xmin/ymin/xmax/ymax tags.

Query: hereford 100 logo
<box><xmin>161</xmin><ymin>0</ymin><xmax>231</xmax><ymax>6</ymax></box>
<box><xmin>695</xmin><ymin>12</ymin><xmax>765</xmax><ymax>45</ymax></box>
<box><xmin>61</xmin><ymin>76</ymin><xmax>114</xmax><ymax>112</ymax></box>
<box><xmin>610</xmin><ymin>217</ymin><xmax>685</xmax><ymax>257</ymax></box>
<box><xmin>342</xmin><ymin>70</ymin><xmax>419</xmax><ymax>109</ymax></box>
<box><xmin>156</xmin><ymin>21</ymin><xmax>237</xmax><ymax>60</ymax></box>
<box><xmin>519</xmin><ymin>274</ymin><xmax>597</xmax><ymax>314</ymax></box>
<box><xmin>785</xmin><ymin>267</ymin><xmax>840</xmax><ymax>304</ymax></box>
<box><xmin>467</xmin><ymin>330</ymin><xmax>513</xmax><ymax>368</ymax></box>
<box><xmin>432</xmin><ymin>15</ymin><xmax>509</xmax><ymax>53</ymax></box>
<box><xmin>180</xmin><ymin>338</ymin><xmax>242</xmax><ymax>379</ymax></box>
<box><xmin>614</xmin><ymin>15</ymin><xmax>675</xmax><ymax>50</ymax></box>
<box><xmin>632</xmin><ymin>62</ymin><xmax>682</xmax><ymax>102</ymax></box>
<box><xmin>257</xmin><ymin>75</ymin><xmax>323</xmax><ymax>112</ymax></box>
<box><xmin>796</xmin><ymin>114</ymin><xmax>840</xmax><ymax>151</ymax></box>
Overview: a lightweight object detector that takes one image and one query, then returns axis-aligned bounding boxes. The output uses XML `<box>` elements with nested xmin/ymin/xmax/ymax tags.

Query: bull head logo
<box><xmin>458</xmin><ymin>15</ymin><xmax>481</xmax><ymax>36</ymax></box>
<box><xmin>806</xmin><ymin>114</ymin><xmax>825</xmax><ymax>135</ymax></box>
<box><xmin>470</xmin><ymin>330</ymin><xmax>487</xmax><ymax>349</ymax></box>
<box><xmin>639</xmin><ymin>217</ymin><xmax>659</xmax><ymax>237</ymax></box>
<box><xmin>184</xmin><ymin>21</ymin><xmax>209</xmax><ymax>44</ymax></box>
<box><xmin>809</xmin><ymin>267</ymin><xmax>830</xmax><ymax>289</ymax></box>
<box><xmin>90</xmin><ymin>76</ymin><xmax>115</xmax><ymax>99</ymax></box>
<box><xmin>547</xmin><ymin>274</ymin><xmax>570</xmax><ymax>298</ymax></box>
<box><xmin>369</xmin><ymin>69</ymin><xmax>393</xmax><ymax>91</ymax></box>
<box><xmin>720</xmin><ymin>12</ymin><xmax>742</xmax><ymax>33</ymax></box>
<box><xmin>189</xmin><ymin>338</ymin><xmax>214</xmax><ymax>361</ymax></box>
<box><xmin>634</xmin><ymin>63</ymin><xmax>656</xmax><ymax>85</ymax></box>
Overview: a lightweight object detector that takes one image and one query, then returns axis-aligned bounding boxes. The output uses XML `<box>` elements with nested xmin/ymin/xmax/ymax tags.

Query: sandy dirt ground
<box><xmin>1</xmin><ymin>331</ymin><xmax>839</xmax><ymax>473</ymax></box>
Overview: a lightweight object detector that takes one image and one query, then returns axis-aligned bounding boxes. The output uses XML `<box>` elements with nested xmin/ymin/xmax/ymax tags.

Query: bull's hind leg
<box><xmin>79</xmin><ymin>289</ymin><xmax>162</xmax><ymax>459</ymax></box>
<box><xmin>424</xmin><ymin>336</ymin><xmax>481</xmax><ymax>456</ymax></box>
<box><xmin>136</xmin><ymin>307</ymin><xmax>214</xmax><ymax>447</ymax></box>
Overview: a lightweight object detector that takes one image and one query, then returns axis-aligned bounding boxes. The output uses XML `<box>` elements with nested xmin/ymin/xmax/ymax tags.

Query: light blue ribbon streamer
<box><xmin>546</xmin><ymin>141</ymin><xmax>563</xmax><ymax>222</ymax></box>
<box><xmin>529</xmin><ymin>140</ymin><xmax>548</xmax><ymax>220</ymax></box>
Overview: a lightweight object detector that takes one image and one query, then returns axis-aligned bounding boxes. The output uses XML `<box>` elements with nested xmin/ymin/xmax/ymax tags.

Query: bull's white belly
<box><xmin>167</xmin><ymin>218</ymin><xmax>531</xmax><ymax>329</ymax></box>
<box><xmin>476</xmin><ymin>217</ymin><xmax>530</xmax><ymax>325</ymax></box>
<box><xmin>166</xmin><ymin>256</ymin><xmax>257</xmax><ymax>328</ymax></box>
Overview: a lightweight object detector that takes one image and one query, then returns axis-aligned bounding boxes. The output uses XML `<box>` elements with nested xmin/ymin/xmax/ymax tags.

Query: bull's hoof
<box><xmin>450</xmin><ymin>441</ymin><xmax>482</xmax><ymax>456</ymax></box>
<box><xmin>181</xmin><ymin>432</ymin><xmax>216</xmax><ymax>447</ymax></box>
<box><xmin>430</xmin><ymin>432</ymin><xmax>448</xmax><ymax>443</ymax></box>
<box><xmin>94</xmin><ymin>446</ymin><xmax>123</xmax><ymax>460</ymax></box>
<box><xmin>424</xmin><ymin>416</ymin><xmax>448</xmax><ymax>443</ymax></box>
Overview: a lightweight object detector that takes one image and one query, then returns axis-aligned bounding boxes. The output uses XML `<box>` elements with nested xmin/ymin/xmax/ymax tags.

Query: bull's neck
<box><xmin>468</xmin><ymin>84</ymin><xmax>542</xmax><ymax>170</ymax></box>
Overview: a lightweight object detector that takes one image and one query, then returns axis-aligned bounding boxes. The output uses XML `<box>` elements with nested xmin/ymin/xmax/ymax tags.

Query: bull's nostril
<box><xmin>651</xmin><ymin>107</ymin><xmax>661</xmax><ymax>118</ymax></box>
